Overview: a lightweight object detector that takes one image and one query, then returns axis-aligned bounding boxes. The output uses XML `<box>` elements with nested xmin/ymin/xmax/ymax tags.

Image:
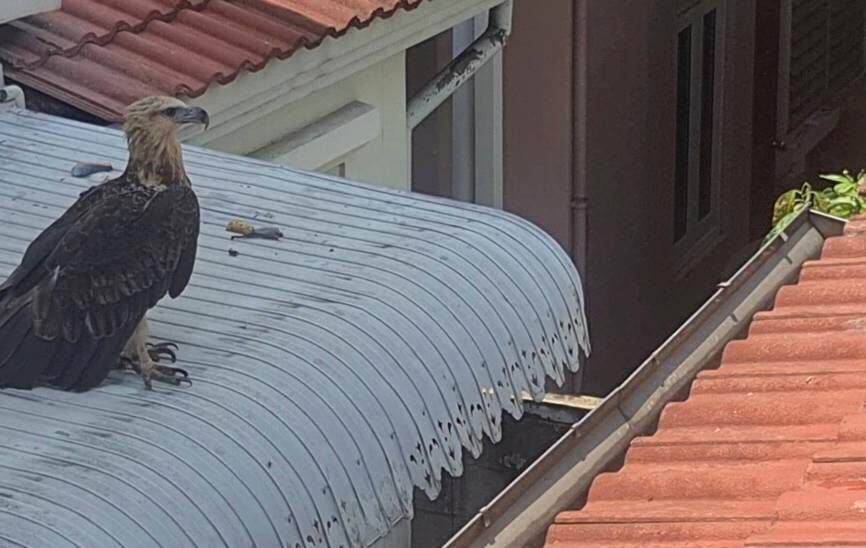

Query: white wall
<box><xmin>0</xmin><ymin>0</ymin><xmax>60</xmax><ymax>24</ymax></box>
<box><xmin>200</xmin><ymin>52</ymin><xmax>410</xmax><ymax>190</ymax></box>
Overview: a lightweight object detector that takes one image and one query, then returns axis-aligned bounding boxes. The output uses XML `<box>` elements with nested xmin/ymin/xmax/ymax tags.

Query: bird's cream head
<box><xmin>122</xmin><ymin>96</ymin><xmax>209</xmax><ymax>186</ymax></box>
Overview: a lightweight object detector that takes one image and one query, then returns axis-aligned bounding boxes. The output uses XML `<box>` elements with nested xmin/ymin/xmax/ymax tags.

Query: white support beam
<box><xmin>412</xmin><ymin>2</ymin><xmax>510</xmax><ymax>208</ymax></box>
<box><xmin>406</xmin><ymin>0</ymin><xmax>512</xmax><ymax>131</ymax></box>
<box><xmin>451</xmin><ymin>17</ymin><xmax>480</xmax><ymax>203</ymax></box>
<box><xmin>473</xmin><ymin>45</ymin><xmax>504</xmax><ymax>208</ymax></box>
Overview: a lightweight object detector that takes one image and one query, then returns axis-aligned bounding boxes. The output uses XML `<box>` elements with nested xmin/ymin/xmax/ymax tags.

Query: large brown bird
<box><xmin>0</xmin><ymin>96</ymin><xmax>207</xmax><ymax>391</ymax></box>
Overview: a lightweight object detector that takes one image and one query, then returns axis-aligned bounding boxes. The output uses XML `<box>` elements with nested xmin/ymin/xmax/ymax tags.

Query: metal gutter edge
<box><xmin>406</xmin><ymin>0</ymin><xmax>513</xmax><ymax>130</ymax></box>
<box><xmin>443</xmin><ymin>208</ymin><xmax>846</xmax><ymax>548</ymax></box>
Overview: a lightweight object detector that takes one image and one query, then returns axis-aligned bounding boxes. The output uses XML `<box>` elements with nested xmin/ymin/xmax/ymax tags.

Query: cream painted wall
<box><xmin>0</xmin><ymin>0</ymin><xmax>59</xmax><ymax>24</ymax></box>
<box><xmin>202</xmin><ymin>52</ymin><xmax>410</xmax><ymax>190</ymax></box>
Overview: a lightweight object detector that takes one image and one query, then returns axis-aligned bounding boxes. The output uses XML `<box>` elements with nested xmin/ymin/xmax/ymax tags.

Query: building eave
<box><xmin>183</xmin><ymin>0</ymin><xmax>509</xmax><ymax>146</ymax></box>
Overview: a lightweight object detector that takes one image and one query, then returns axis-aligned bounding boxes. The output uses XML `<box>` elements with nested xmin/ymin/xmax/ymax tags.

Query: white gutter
<box><xmin>0</xmin><ymin>84</ymin><xmax>26</xmax><ymax>109</ymax></box>
<box><xmin>444</xmin><ymin>209</ymin><xmax>846</xmax><ymax>547</ymax></box>
<box><xmin>406</xmin><ymin>0</ymin><xmax>512</xmax><ymax>130</ymax></box>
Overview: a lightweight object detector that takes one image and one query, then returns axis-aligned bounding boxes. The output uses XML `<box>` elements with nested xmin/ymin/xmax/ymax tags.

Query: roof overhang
<box><xmin>184</xmin><ymin>0</ymin><xmax>509</xmax><ymax>146</ymax></box>
<box><xmin>445</xmin><ymin>208</ymin><xmax>847</xmax><ymax>547</ymax></box>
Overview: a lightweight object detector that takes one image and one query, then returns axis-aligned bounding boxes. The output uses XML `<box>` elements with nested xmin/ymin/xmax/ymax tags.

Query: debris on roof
<box><xmin>0</xmin><ymin>0</ymin><xmax>426</xmax><ymax>121</ymax></box>
<box><xmin>0</xmin><ymin>106</ymin><xmax>589</xmax><ymax>548</ymax></box>
<box><xmin>70</xmin><ymin>160</ymin><xmax>113</xmax><ymax>176</ymax></box>
<box><xmin>546</xmin><ymin>217</ymin><xmax>866</xmax><ymax>547</ymax></box>
<box><xmin>226</xmin><ymin>219</ymin><xmax>284</xmax><ymax>240</ymax></box>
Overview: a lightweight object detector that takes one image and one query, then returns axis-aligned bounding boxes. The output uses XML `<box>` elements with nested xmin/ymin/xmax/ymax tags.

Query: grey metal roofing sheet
<box><xmin>0</xmin><ymin>106</ymin><xmax>590</xmax><ymax>548</ymax></box>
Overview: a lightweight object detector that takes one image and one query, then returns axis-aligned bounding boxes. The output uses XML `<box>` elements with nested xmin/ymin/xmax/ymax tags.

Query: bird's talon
<box><xmin>143</xmin><ymin>365</ymin><xmax>192</xmax><ymax>388</ymax></box>
<box><xmin>147</xmin><ymin>342</ymin><xmax>179</xmax><ymax>351</ymax></box>
<box><xmin>146</xmin><ymin>342</ymin><xmax>177</xmax><ymax>363</ymax></box>
<box><xmin>168</xmin><ymin>376</ymin><xmax>193</xmax><ymax>387</ymax></box>
<box><xmin>160</xmin><ymin>366</ymin><xmax>188</xmax><ymax>378</ymax></box>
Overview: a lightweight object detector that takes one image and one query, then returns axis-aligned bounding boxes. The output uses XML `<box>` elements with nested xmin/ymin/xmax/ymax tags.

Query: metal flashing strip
<box><xmin>444</xmin><ymin>208</ymin><xmax>845</xmax><ymax>548</ymax></box>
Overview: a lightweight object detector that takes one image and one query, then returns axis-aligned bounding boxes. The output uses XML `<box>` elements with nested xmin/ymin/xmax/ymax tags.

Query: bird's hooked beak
<box><xmin>172</xmin><ymin>106</ymin><xmax>210</xmax><ymax>130</ymax></box>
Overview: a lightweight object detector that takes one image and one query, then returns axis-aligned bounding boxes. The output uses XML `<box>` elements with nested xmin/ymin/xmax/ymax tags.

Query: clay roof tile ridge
<box><xmin>8</xmin><ymin>0</ymin><xmax>212</xmax><ymax>70</ymax></box>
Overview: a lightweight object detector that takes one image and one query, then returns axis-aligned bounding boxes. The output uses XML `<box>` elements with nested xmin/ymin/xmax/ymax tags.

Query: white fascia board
<box><xmin>0</xmin><ymin>0</ymin><xmax>60</xmax><ymax>24</ymax></box>
<box><xmin>184</xmin><ymin>0</ymin><xmax>507</xmax><ymax>146</ymax></box>
<box><xmin>250</xmin><ymin>101</ymin><xmax>380</xmax><ymax>171</ymax></box>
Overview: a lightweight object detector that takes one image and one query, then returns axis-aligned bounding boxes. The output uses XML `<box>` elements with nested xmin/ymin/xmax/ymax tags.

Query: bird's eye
<box><xmin>163</xmin><ymin>107</ymin><xmax>177</xmax><ymax>117</ymax></box>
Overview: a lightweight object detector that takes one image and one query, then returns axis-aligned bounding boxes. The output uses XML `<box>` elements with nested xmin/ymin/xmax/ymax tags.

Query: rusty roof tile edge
<box><xmin>443</xmin><ymin>209</ymin><xmax>847</xmax><ymax>548</ymax></box>
<box><xmin>4</xmin><ymin>0</ymin><xmax>213</xmax><ymax>70</ymax></box>
<box><xmin>169</xmin><ymin>1</ymin><xmax>429</xmax><ymax>86</ymax></box>
<box><xmin>321</xmin><ymin>2</ymin><xmax>427</xmax><ymax>40</ymax></box>
<box><xmin>176</xmin><ymin>2</ymin><xmax>428</xmax><ymax>98</ymax></box>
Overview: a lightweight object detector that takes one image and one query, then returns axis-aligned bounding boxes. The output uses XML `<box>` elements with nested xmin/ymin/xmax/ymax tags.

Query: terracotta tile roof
<box><xmin>0</xmin><ymin>0</ymin><xmax>425</xmax><ymax>121</ymax></box>
<box><xmin>545</xmin><ymin>217</ymin><xmax>866</xmax><ymax>547</ymax></box>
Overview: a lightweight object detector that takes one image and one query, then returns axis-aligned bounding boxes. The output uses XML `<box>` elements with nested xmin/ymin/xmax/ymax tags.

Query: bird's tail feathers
<box><xmin>0</xmin><ymin>295</ymin><xmax>54</xmax><ymax>388</ymax></box>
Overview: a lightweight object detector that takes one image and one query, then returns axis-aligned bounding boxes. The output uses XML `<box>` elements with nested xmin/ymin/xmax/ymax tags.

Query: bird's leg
<box><xmin>121</xmin><ymin>319</ymin><xmax>190</xmax><ymax>389</ymax></box>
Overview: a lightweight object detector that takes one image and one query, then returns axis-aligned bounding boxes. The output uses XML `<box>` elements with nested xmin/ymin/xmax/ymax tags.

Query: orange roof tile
<box><xmin>545</xmin><ymin>217</ymin><xmax>866</xmax><ymax>547</ymax></box>
<box><xmin>0</xmin><ymin>0</ymin><xmax>425</xmax><ymax>121</ymax></box>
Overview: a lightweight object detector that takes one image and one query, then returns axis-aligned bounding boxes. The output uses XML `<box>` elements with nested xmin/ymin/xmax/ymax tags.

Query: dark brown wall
<box><xmin>577</xmin><ymin>0</ymin><xmax>672</xmax><ymax>394</ymax></box>
<box><xmin>749</xmin><ymin>1</ymin><xmax>783</xmax><ymax>239</ymax></box>
<box><xmin>502</xmin><ymin>0</ymin><xmax>758</xmax><ymax>396</ymax></box>
<box><xmin>578</xmin><ymin>0</ymin><xmax>756</xmax><ymax>394</ymax></box>
<box><xmin>503</xmin><ymin>0</ymin><xmax>575</xmax><ymax>251</ymax></box>
<box><xmin>408</xmin><ymin>31</ymin><xmax>455</xmax><ymax>198</ymax></box>
<box><xmin>502</xmin><ymin>0</ymin><xmax>580</xmax><ymax>392</ymax></box>
<box><xmin>804</xmin><ymin>86</ymin><xmax>866</xmax><ymax>185</ymax></box>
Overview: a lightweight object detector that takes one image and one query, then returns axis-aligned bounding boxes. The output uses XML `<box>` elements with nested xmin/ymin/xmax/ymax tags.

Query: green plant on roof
<box><xmin>765</xmin><ymin>169</ymin><xmax>866</xmax><ymax>243</ymax></box>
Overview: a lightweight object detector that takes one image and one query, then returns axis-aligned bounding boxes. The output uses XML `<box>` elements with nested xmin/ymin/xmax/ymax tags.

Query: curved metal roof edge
<box><xmin>0</xmin><ymin>104</ymin><xmax>589</xmax><ymax>548</ymax></box>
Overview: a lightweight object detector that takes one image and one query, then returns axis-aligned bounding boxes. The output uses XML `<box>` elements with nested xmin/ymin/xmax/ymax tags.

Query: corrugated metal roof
<box><xmin>0</xmin><ymin>0</ymin><xmax>426</xmax><ymax>121</ymax></box>
<box><xmin>545</xmin><ymin>219</ymin><xmax>866</xmax><ymax>547</ymax></box>
<box><xmin>0</xmin><ymin>105</ymin><xmax>589</xmax><ymax>548</ymax></box>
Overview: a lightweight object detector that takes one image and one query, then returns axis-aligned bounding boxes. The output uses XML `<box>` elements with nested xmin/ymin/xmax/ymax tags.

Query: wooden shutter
<box><xmin>830</xmin><ymin>0</ymin><xmax>865</xmax><ymax>89</ymax></box>
<box><xmin>787</xmin><ymin>0</ymin><xmax>830</xmax><ymax>132</ymax></box>
<box><xmin>775</xmin><ymin>0</ymin><xmax>865</xmax><ymax>176</ymax></box>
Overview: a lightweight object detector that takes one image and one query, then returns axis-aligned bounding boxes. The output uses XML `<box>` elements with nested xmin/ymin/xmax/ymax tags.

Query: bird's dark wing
<box><xmin>0</xmin><ymin>183</ymin><xmax>200</xmax><ymax>391</ymax></box>
<box><xmin>0</xmin><ymin>179</ymin><xmax>124</xmax><ymax>299</ymax></box>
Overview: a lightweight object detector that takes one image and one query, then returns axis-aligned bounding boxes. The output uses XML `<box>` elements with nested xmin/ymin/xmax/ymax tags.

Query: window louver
<box><xmin>787</xmin><ymin>0</ymin><xmax>865</xmax><ymax>132</ymax></box>
<box><xmin>788</xmin><ymin>0</ymin><xmax>830</xmax><ymax>131</ymax></box>
<box><xmin>830</xmin><ymin>0</ymin><xmax>865</xmax><ymax>88</ymax></box>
